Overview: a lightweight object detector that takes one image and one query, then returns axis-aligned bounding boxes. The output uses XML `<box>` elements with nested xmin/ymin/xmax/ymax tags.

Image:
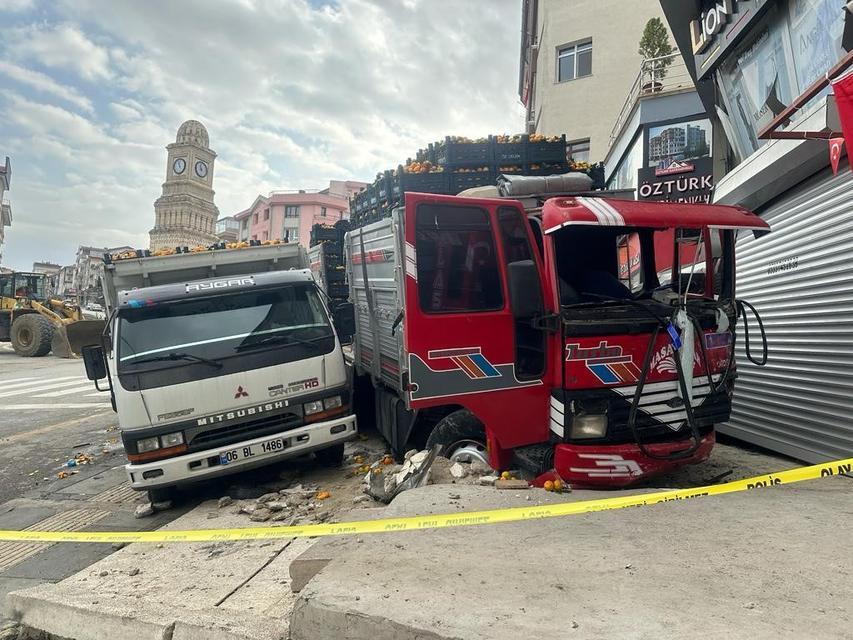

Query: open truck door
<box><xmin>402</xmin><ymin>193</ymin><xmax>555</xmax><ymax>463</ymax></box>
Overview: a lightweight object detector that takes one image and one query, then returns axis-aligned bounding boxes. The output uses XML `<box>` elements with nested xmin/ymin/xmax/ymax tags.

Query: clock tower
<box><xmin>149</xmin><ymin>120</ymin><xmax>220</xmax><ymax>250</ymax></box>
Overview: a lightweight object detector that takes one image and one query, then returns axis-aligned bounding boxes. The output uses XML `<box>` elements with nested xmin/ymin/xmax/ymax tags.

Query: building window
<box><xmin>567</xmin><ymin>139</ymin><xmax>591</xmax><ymax>163</ymax></box>
<box><xmin>263</xmin><ymin>209</ymin><xmax>270</xmax><ymax>221</ymax></box>
<box><xmin>557</xmin><ymin>41</ymin><xmax>592</xmax><ymax>82</ymax></box>
<box><xmin>253</xmin><ymin>213</ymin><xmax>258</xmax><ymax>225</ymax></box>
<box><xmin>321</xmin><ymin>207</ymin><xmax>327</xmax><ymax>218</ymax></box>
<box><xmin>284</xmin><ymin>224</ymin><xmax>299</xmax><ymax>242</ymax></box>
<box><xmin>285</xmin><ymin>205</ymin><xmax>300</xmax><ymax>218</ymax></box>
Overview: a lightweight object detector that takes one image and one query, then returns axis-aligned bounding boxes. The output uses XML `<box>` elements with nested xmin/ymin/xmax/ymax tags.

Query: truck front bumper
<box><xmin>551</xmin><ymin>431</ymin><xmax>715</xmax><ymax>488</ymax></box>
<box><xmin>125</xmin><ymin>413</ymin><xmax>357</xmax><ymax>490</ymax></box>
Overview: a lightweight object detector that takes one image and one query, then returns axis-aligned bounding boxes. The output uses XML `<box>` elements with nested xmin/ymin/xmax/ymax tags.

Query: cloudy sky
<box><xmin>0</xmin><ymin>0</ymin><xmax>524</xmax><ymax>270</ymax></box>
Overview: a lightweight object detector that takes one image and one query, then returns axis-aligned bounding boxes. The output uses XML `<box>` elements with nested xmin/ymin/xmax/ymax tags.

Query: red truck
<box><xmin>340</xmin><ymin>191</ymin><xmax>769</xmax><ymax>487</ymax></box>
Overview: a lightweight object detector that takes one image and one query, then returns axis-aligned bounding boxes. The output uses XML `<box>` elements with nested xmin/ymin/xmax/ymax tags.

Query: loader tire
<box><xmin>11</xmin><ymin>314</ymin><xmax>54</xmax><ymax>357</ymax></box>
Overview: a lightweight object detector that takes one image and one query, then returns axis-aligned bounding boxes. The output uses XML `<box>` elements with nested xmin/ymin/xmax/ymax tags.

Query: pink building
<box><xmin>232</xmin><ymin>180</ymin><xmax>367</xmax><ymax>248</ymax></box>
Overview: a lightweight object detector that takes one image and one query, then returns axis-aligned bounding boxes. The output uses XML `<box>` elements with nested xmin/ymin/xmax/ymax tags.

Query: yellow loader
<box><xmin>0</xmin><ymin>271</ymin><xmax>104</xmax><ymax>358</ymax></box>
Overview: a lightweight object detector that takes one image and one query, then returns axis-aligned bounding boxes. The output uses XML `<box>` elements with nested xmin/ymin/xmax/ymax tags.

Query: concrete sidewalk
<box><xmin>290</xmin><ymin>476</ymin><xmax>853</xmax><ymax>639</ymax></box>
<box><xmin>5</xmin><ymin>446</ymin><xmax>852</xmax><ymax>639</ymax></box>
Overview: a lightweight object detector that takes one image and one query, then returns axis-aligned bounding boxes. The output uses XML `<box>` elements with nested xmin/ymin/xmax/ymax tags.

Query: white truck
<box><xmin>78</xmin><ymin>243</ymin><xmax>358</xmax><ymax>502</ymax></box>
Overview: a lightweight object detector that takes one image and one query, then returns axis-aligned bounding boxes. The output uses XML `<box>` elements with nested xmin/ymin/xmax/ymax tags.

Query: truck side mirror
<box><xmin>332</xmin><ymin>302</ymin><xmax>355</xmax><ymax>340</ymax></box>
<box><xmin>507</xmin><ymin>260</ymin><xmax>544</xmax><ymax>320</ymax></box>
<box><xmin>82</xmin><ymin>345</ymin><xmax>107</xmax><ymax>381</ymax></box>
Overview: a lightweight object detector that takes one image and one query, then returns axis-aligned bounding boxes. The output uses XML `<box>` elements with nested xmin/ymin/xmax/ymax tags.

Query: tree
<box><xmin>639</xmin><ymin>18</ymin><xmax>675</xmax><ymax>87</ymax></box>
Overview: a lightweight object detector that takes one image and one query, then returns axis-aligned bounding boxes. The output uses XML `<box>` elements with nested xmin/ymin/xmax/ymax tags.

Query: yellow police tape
<box><xmin>1</xmin><ymin>457</ymin><xmax>851</xmax><ymax>544</ymax></box>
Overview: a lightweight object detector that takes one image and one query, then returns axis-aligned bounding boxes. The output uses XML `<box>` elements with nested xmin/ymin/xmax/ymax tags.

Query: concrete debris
<box><xmin>449</xmin><ymin>462</ymin><xmax>468</xmax><ymax>479</ymax></box>
<box><xmin>239</xmin><ymin>504</ymin><xmax>257</xmax><ymax>515</ymax></box>
<box><xmin>128</xmin><ymin>568</ymin><xmax>140</xmax><ymax>577</ymax></box>
<box><xmin>249</xmin><ymin>509</ymin><xmax>272</xmax><ymax>522</ymax></box>
<box><xmin>134</xmin><ymin>503</ymin><xmax>154</xmax><ymax>519</ymax></box>
<box><xmin>257</xmin><ymin>492</ymin><xmax>279</xmax><ymax>504</ymax></box>
<box><xmin>217</xmin><ymin>496</ymin><xmax>234</xmax><ymax>508</ymax></box>
<box><xmin>152</xmin><ymin>500</ymin><xmax>173</xmax><ymax>512</ymax></box>
<box><xmin>352</xmin><ymin>494</ymin><xmax>372</xmax><ymax>504</ymax></box>
<box><xmin>479</xmin><ymin>475</ymin><xmax>497</xmax><ymax>486</ymax></box>
<box><xmin>495</xmin><ymin>479</ymin><xmax>530</xmax><ymax>490</ymax></box>
<box><xmin>266</xmin><ymin>501</ymin><xmax>288</xmax><ymax>512</ymax></box>
<box><xmin>404</xmin><ymin>449</ymin><xmax>418</xmax><ymax>461</ymax></box>
<box><xmin>426</xmin><ymin>456</ymin><xmax>456</xmax><ymax>485</ymax></box>
<box><xmin>410</xmin><ymin>450</ymin><xmax>429</xmax><ymax>466</ymax></box>
<box><xmin>469</xmin><ymin>459</ymin><xmax>491</xmax><ymax>474</ymax></box>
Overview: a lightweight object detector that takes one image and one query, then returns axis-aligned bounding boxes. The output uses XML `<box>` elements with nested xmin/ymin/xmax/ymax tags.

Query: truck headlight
<box><xmin>136</xmin><ymin>436</ymin><xmax>160</xmax><ymax>453</ymax></box>
<box><xmin>160</xmin><ymin>432</ymin><xmax>184</xmax><ymax>448</ymax></box>
<box><xmin>323</xmin><ymin>395</ymin><xmax>342</xmax><ymax>410</ymax></box>
<box><xmin>570</xmin><ymin>414</ymin><xmax>608</xmax><ymax>439</ymax></box>
<box><xmin>303</xmin><ymin>400</ymin><xmax>324</xmax><ymax>415</ymax></box>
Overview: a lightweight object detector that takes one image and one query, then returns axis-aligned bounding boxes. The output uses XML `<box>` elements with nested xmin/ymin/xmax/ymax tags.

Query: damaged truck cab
<box><xmin>348</xmin><ymin>192</ymin><xmax>769</xmax><ymax>487</ymax></box>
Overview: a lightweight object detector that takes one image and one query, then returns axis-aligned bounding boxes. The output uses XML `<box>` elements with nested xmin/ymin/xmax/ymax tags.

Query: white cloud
<box><xmin>0</xmin><ymin>0</ymin><xmax>525</xmax><ymax>269</ymax></box>
<box><xmin>0</xmin><ymin>0</ymin><xmax>34</xmax><ymax>11</ymax></box>
<box><xmin>0</xmin><ymin>61</ymin><xmax>93</xmax><ymax>112</ymax></box>
<box><xmin>10</xmin><ymin>24</ymin><xmax>112</xmax><ymax>81</ymax></box>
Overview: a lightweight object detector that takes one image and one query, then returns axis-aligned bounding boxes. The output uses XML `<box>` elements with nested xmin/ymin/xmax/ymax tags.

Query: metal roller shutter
<box><xmin>721</xmin><ymin>168</ymin><xmax>853</xmax><ymax>463</ymax></box>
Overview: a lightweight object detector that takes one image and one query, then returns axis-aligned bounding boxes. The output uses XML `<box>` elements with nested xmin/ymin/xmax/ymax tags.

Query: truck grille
<box><xmin>187</xmin><ymin>411</ymin><xmax>303</xmax><ymax>451</ymax></box>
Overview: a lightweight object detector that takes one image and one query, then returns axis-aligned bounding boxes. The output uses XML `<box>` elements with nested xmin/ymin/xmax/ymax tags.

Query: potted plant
<box><xmin>638</xmin><ymin>18</ymin><xmax>675</xmax><ymax>94</ymax></box>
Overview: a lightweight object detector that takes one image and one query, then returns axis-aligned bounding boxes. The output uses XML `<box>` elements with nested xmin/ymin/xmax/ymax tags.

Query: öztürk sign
<box><xmin>690</xmin><ymin>0</ymin><xmax>738</xmax><ymax>54</ymax></box>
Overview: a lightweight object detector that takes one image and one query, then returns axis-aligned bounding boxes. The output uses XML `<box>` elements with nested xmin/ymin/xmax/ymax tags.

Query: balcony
<box><xmin>609</xmin><ymin>53</ymin><xmax>695</xmax><ymax>148</ymax></box>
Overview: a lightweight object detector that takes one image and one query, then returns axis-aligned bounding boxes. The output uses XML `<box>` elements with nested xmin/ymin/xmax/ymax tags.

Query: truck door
<box><xmin>403</xmin><ymin>193</ymin><xmax>551</xmax><ymax>449</ymax></box>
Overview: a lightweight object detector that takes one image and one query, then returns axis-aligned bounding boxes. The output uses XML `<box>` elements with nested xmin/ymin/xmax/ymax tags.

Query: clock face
<box><xmin>194</xmin><ymin>160</ymin><xmax>208</xmax><ymax>178</ymax></box>
<box><xmin>173</xmin><ymin>158</ymin><xmax>186</xmax><ymax>174</ymax></box>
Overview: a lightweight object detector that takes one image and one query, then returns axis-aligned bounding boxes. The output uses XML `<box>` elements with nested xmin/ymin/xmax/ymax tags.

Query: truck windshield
<box><xmin>117</xmin><ymin>284</ymin><xmax>333</xmax><ymax>370</ymax></box>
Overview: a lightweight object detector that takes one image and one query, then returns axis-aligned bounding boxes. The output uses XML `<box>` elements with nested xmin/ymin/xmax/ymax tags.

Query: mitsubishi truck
<box><xmin>341</xmin><ymin>191</ymin><xmax>769</xmax><ymax>487</ymax></box>
<box><xmin>78</xmin><ymin>243</ymin><xmax>358</xmax><ymax>501</ymax></box>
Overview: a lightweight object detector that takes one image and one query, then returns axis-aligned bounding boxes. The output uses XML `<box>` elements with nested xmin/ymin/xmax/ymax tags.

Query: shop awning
<box><xmin>541</xmin><ymin>196</ymin><xmax>770</xmax><ymax>235</ymax></box>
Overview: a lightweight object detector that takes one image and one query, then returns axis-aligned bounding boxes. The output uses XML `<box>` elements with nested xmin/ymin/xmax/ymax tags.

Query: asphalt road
<box><xmin>0</xmin><ymin>345</ymin><xmax>120</xmax><ymax>504</ymax></box>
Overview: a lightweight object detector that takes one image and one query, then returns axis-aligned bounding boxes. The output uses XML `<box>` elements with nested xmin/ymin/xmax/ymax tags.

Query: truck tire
<box><xmin>315</xmin><ymin>443</ymin><xmax>345</xmax><ymax>467</ymax></box>
<box><xmin>11</xmin><ymin>314</ymin><xmax>54</xmax><ymax>357</ymax></box>
<box><xmin>425</xmin><ymin>410</ymin><xmax>490</xmax><ymax>467</ymax></box>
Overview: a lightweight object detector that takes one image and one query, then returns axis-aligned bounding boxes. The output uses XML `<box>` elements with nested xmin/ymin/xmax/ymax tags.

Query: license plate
<box><xmin>219</xmin><ymin>437</ymin><xmax>287</xmax><ymax>465</ymax></box>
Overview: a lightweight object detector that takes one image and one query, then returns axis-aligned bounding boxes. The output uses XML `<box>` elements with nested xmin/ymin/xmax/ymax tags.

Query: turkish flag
<box><xmin>831</xmin><ymin>72</ymin><xmax>853</xmax><ymax>171</ymax></box>
<box><xmin>830</xmin><ymin>137</ymin><xmax>845</xmax><ymax>175</ymax></box>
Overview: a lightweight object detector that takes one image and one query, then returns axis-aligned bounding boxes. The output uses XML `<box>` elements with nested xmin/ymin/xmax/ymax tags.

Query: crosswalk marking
<box><xmin>0</xmin><ymin>376</ymin><xmax>80</xmax><ymax>391</ymax></box>
<box><xmin>32</xmin><ymin>384</ymin><xmax>101</xmax><ymax>398</ymax></box>
<box><xmin>0</xmin><ymin>379</ymin><xmax>92</xmax><ymax>399</ymax></box>
<box><xmin>85</xmin><ymin>391</ymin><xmax>108</xmax><ymax>397</ymax></box>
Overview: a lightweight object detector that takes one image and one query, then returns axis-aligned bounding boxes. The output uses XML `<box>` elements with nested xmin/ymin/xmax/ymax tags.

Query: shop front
<box><xmin>661</xmin><ymin>0</ymin><xmax>853</xmax><ymax>462</ymax></box>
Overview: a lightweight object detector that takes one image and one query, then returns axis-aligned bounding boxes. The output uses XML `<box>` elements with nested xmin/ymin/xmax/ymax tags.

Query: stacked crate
<box><xmin>309</xmin><ymin>220</ymin><xmax>351</xmax><ymax>306</ymax></box>
<box><xmin>349</xmin><ymin>132</ymin><xmax>605</xmax><ymax>228</ymax></box>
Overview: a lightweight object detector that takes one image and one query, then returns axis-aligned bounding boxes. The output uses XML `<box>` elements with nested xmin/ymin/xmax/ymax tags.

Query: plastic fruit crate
<box><xmin>450</xmin><ymin>169</ymin><xmax>495</xmax><ymax>193</ymax></box>
<box><xmin>527</xmin><ymin>134</ymin><xmax>567</xmax><ymax>164</ymax></box>
<box><xmin>392</xmin><ymin>167</ymin><xmax>451</xmax><ymax>199</ymax></box>
<box><xmin>525</xmin><ymin>162</ymin><xmax>570</xmax><ymax>177</ymax></box>
<box><xmin>492</xmin><ymin>135</ymin><xmax>527</xmax><ymax>164</ymax></box>
<box><xmin>434</xmin><ymin>137</ymin><xmax>492</xmax><ymax>167</ymax></box>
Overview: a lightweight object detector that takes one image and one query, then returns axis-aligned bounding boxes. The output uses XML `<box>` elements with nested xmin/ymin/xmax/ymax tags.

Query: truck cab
<box><xmin>81</xmin><ymin>245</ymin><xmax>357</xmax><ymax>499</ymax></box>
<box><xmin>348</xmin><ymin>192</ymin><xmax>769</xmax><ymax>487</ymax></box>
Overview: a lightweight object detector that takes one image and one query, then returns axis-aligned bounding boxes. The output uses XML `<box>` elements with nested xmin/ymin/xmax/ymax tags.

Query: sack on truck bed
<box><xmin>497</xmin><ymin>172</ymin><xmax>593</xmax><ymax>197</ymax></box>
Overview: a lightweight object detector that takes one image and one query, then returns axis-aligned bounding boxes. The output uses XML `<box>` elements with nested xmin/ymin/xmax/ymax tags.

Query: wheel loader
<box><xmin>0</xmin><ymin>271</ymin><xmax>104</xmax><ymax>358</ymax></box>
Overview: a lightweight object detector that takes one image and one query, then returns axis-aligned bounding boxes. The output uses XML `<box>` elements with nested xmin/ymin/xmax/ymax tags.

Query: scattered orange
<box><xmin>500</xmin><ymin>471</ymin><xmax>511</xmax><ymax>480</ymax></box>
<box><xmin>544</xmin><ymin>480</ymin><xmax>555</xmax><ymax>492</ymax></box>
<box><xmin>553</xmin><ymin>478</ymin><xmax>563</xmax><ymax>492</ymax></box>
<box><xmin>316</xmin><ymin>491</ymin><xmax>331</xmax><ymax>500</ymax></box>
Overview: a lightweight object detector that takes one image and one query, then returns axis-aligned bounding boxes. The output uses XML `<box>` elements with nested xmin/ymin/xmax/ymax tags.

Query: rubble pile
<box><xmin>362</xmin><ymin>447</ymin><xmax>499</xmax><ymax>503</ymax></box>
<box><xmin>231</xmin><ymin>483</ymin><xmax>335</xmax><ymax>525</ymax></box>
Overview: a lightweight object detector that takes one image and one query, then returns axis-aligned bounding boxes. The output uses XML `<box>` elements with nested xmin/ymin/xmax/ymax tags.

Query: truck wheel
<box><xmin>11</xmin><ymin>314</ymin><xmax>54</xmax><ymax>357</ymax></box>
<box><xmin>426</xmin><ymin>410</ymin><xmax>490</xmax><ymax>467</ymax></box>
<box><xmin>147</xmin><ymin>487</ymin><xmax>176</xmax><ymax>504</ymax></box>
<box><xmin>315</xmin><ymin>443</ymin><xmax>345</xmax><ymax>467</ymax></box>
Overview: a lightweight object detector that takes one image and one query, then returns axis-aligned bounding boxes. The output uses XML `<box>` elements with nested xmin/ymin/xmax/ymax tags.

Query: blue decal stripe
<box><xmin>469</xmin><ymin>353</ymin><xmax>501</xmax><ymax>377</ymax></box>
<box><xmin>589</xmin><ymin>363</ymin><xmax>619</xmax><ymax>384</ymax></box>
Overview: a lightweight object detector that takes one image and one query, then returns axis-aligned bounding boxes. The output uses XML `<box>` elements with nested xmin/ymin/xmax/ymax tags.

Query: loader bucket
<box><xmin>61</xmin><ymin>320</ymin><xmax>106</xmax><ymax>357</ymax></box>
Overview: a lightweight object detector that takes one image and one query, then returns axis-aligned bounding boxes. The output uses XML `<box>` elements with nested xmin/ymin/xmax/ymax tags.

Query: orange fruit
<box><xmin>544</xmin><ymin>480</ymin><xmax>555</xmax><ymax>492</ymax></box>
<box><xmin>500</xmin><ymin>471</ymin><xmax>511</xmax><ymax>480</ymax></box>
<box><xmin>316</xmin><ymin>491</ymin><xmax>331</xmax><ymax>500</ymax></box>
<box><xmin>553</xmin><ymin>478</ymin><xmax>563</xmax><ymax>492</ymax></box>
